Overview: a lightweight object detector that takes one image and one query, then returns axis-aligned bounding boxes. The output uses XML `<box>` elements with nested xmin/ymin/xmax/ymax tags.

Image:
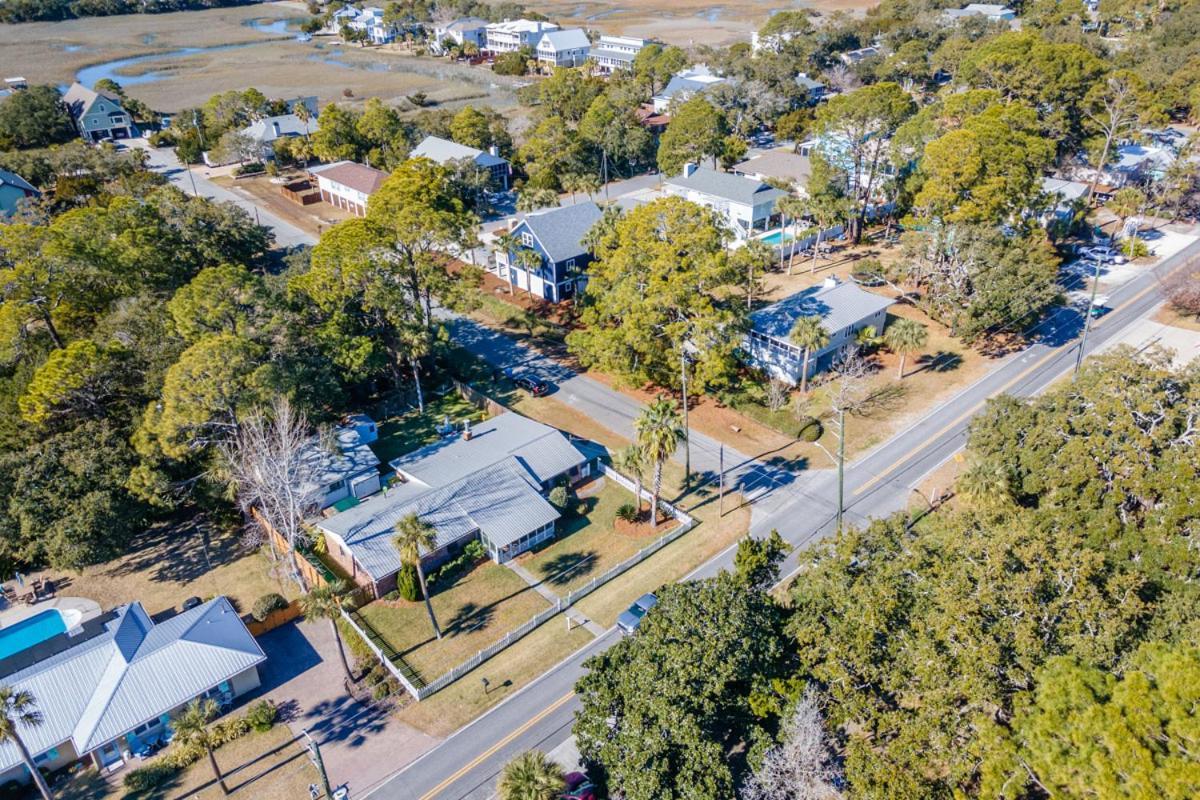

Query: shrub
<box><xmin>463</xmin><ymin>539</ymin><xmax>486</xmax><ymax>561</ymax></box>
<box><xmin>797</xmin><ymin>417</ymin><xmax>824</xmax><ymax>442</ymax></box>
<box><xmin>372</xmin><ymin>681</ymin><xmax>392</xmax><ymax>700</ymax></box>
<box><xmin>616</xmin><ymin>503</ymin><xmax>638</xmax><ymax>522</ymax></box>
<box><xmin>147</xmin><ymin>129</ymin><xmax>175</xmax><ymax>148</ymax></box>
<box><xmin>252</xmin><ymin>592</ymin><xmax>289</xmax><ymax>622</ymax></box>
<box><xmin>245</xmin><ymin>700</ymin><xmax>277</xmax><ymax>732</ymax></box>
<box><xmin>493</xmin><ymin>51</ymin><xmax>527</xmax><ymax>75</ymax></box>
<box><xmin>396</xmin><ymin>563</ymin><xmax>422</xmax><ymax>601</ymax></box>
<box><xmin>234</xmin><ymin>161</ymin><xmax>265</xmax><ymax>176</ymax></box>
<box><xmin>548</xmin><ymin>486</ymin><xmax>569</xmax><ymax>510</ymax></box>
<box><xmin>123</xmin><ymin>762</ymin><xmax>178</xmax><ymax>792</ymax></box>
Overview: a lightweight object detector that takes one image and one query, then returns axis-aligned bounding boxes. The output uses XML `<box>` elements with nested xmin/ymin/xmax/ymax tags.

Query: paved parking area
<box><xmin>254</xmin><ymin>619</ymin><xmax>439</xmax><ymax>798</ymax></box>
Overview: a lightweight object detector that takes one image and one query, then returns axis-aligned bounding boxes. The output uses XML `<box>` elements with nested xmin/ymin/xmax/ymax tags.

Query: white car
<box><xmin>1081</xmin><ymin>246</ymin><xmax>1126</xmax><ymax>265</ymax></box>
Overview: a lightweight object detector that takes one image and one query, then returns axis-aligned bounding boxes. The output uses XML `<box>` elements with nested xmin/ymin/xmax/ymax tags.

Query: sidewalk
<box><xmin>506</xmin><ymin>561</ymin><xmax>605</xmax><ymax>636</ymax></box>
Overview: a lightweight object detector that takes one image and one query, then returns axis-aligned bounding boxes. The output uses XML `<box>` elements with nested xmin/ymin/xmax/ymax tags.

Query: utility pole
<box><xmin>718</xmin><ymin>443</ymin><xmax>725</xmax><ymax>517</ymax></box>
<box><xmin>836</xmin><ymin>407</ymin><xmax>845</xmax><ymax>532</ymax></box>
<box><xmin>680</xmin><ymin>350</ymin><xmax>690</xmax><ymax>488</ymax></box>
<box><xmin>184</xmin><ymin>161</ymin><xmax>199</xmax><ymax>197</ymax></box>
<box><xmin>303</xmin><ymin>730</ymin><xmax>333</xmax><ymax>799</ymax></box>
<box><xmin>1074</xmin><ymin>257</ymin><xmax>1103</xmax><ymax>380</ymax></box>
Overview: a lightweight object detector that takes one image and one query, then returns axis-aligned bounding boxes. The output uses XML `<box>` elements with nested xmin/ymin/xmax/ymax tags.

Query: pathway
<box><xmin>504</xmin><ymin>561</ymin><xmax>605</xmax><ymax>637</ymax></box>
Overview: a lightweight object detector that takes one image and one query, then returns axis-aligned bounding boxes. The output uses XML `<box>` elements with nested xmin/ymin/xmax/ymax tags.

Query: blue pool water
<box><xmin>0</xmin><ymin>610</ymin><xmax>67</xmax><ymax>661</ymax></box>
<box><xmin>759</xmin><ymin>230</ymin><xmax>795</xmax><ymax>246</ymax></box>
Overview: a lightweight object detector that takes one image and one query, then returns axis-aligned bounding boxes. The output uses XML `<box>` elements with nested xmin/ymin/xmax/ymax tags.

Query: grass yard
<box><xmin>56</xmin><ymin>516</ymin><xmax>299</xmax><ymax>618</ymax></box>
<box><xmin>519</xmin><ymin>480</ymin><xmax>669</xmax><ymax>593</ymax></box>
<box><xmin>370</xmin><ymin>391</ymin><xmax>488</xmax><ymax>466</ymax></box>
<box><xmin>357</xmin><ymin>560</ymin><xmax>550</xmax><ymax>682</ymax></box>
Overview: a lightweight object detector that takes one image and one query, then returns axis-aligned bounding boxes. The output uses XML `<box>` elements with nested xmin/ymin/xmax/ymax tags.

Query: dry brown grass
<box><xmin>1153</xmin><ymin>304</ymin><xmax>1200</xmax><ymax>332</ymax></box>
<box><xmin>211</xmin><ymin>172</ymin><xmax>355</xmax><ymax>238</ymax></box>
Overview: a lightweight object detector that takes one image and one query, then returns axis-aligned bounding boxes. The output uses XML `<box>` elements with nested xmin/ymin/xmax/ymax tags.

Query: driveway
<box><xmin>253</xmin><ymin>619</ymin><xmax>439</xmax><ymax>797</ymax></box>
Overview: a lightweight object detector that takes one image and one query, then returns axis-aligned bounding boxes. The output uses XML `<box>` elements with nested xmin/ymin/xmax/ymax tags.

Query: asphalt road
<box><xmin>365</xmin><ymin>240</ymin><xmax>1200</xmax><ymax>800</ymax></box>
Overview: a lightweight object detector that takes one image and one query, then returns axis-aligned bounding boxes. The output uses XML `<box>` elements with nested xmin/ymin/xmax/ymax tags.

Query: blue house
<box><xmin>493</xmin><ymin>201</ymin><xmax>603</xmax><ymax>302</ymax></box>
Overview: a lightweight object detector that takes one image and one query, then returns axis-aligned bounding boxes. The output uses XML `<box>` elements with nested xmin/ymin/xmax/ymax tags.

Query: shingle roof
<box><xmin>441</xmin><ymin>16</ymin><xmax>488</xmax><ymax>32</ymax></box>
<box><xmin>411</xmin><ymin>135</ymin><xmax>507</xmax><ymax>168</ymax></box>
<box><xmin>732</xmin><ymin>150</ymin><xmax>812</xmax><ymax>186</ymax></box>
<box><xmin>539</xmin><ymin>28</ymin><xmax>590</xmax><ymax>51</ymax></box>
<box><xmin>240</xmin><ymin>113</ymin><xmax>318</xmax><ymax>143</ymax></box>
<box><xmin>310</xmin><ymin>160</ymin><xmax>390</xmax><ymax>195</ymax></box>
<box><xmin>751</xmin><ymin>280</ymin><xmax>893</xmax><ymax>340</ymax></box>
<box><xmin>0</xmin><ymin>598</ymin><xmax>264</xmax><ymax>771</ymax></box>
<box><xmin>667</xmin><ymin>166</ymin><xmax>788</xmax><ymax>207</ymax></box>
<box><xmin>519</xmin><ymin>201</ymin><xmax>603</xmax><ymax>264</ymax></box>
<box><xmin>63</xmin><ymin>81</ymin><xmax>122</xmax><ymax>120</ymax></box>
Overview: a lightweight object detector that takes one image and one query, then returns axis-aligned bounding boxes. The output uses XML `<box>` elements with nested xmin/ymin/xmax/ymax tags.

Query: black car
<box><xmin>515</xmin><ymin>375</ymin><xmax>550</xmax><ymax>396</ymax></box>
<box><xmin>181</xmin><ymin>596</ymin><xmax>203</xmax><ymax>611</ymax></box>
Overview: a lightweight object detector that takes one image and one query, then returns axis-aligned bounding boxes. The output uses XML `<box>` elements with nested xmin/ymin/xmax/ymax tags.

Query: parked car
<box><xmin>616</xmin><ymin>593</ymin><xmax>658</xmax><ymax>635</ymax></box>
<box><xmin>1081</xmin><ymin>246</ymin><xmax>1126</xmax><ymax>265</ymax></box>
<box><xmin>514</xmin><ymin>374</ymin><xmax>550</xmax><ymax>396</ymax></box>
<box><xmin>560</xmin><ymin>772</ymin><xmax>597</xmax><ymax>800</ymax></box>
<box><xmin>181</xmin><ymin>596</ymin><xmax>203</xmax><ymax>611</ymax></box>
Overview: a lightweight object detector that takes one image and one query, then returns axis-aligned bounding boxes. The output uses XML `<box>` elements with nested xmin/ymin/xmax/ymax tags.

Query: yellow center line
<box><xmin>852</xmin><ymin>280</ymin><xmax>1161</xmax><ymax>497</ymax></box>
<box><xmin>419</xmin><ymin>691</ymin><xmax>576</xmax><ymax>800</ymax></box>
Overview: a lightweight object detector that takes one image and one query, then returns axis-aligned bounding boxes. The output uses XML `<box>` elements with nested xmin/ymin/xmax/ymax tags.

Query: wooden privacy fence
<box><xmin>454</xmin><ymin>378</ymin><xmax>507</xmax><ymax>418</ymax></box>
<box><xmin>244</xmin><ymin>600</ymin><xmax>303</xmax><ymax>637</ymax></box>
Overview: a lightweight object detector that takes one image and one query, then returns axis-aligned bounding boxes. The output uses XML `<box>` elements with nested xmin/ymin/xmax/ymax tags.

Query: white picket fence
<box><xmin>405</xmin><ymin>465</ymin><xmax>696</xmax><ymax>700</ymax></box>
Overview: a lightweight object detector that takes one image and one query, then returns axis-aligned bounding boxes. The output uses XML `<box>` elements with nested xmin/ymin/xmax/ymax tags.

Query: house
<box><xmin>635</xmin><ymin>104</ymin><xmax>670</xmax><ymax>134</ymax></box>
<box><xmin>336</xmin><ymin>5</ymin><xmax>397</xmax><ymax>44</ymax></box>
<box><xmin>297</xmin><ymin>414</ymin><xmax>383</xmax><ymax>509</ymax></box>
<box><xmin>745</xmin><ymin>277</ymin><xmax>892</xmax><ymax>384</ymax></box>
<box><xmin>942</xmin><ymin>4</ymin><xmax>1017</xmax><ymax>22</ymax></box>
<box><xmin>751</xmin><ymin>30</ymin><xmax>801</xmax><ymax>54</ymax></box>
<box><xmin>795</xmin><ymin>73</ymin><xmax>826</xmax><ymax>105</ymax></box>
<box><xmin>732</xmin><ymin>149</ymin><xmax>813</xmax><ymax>192</ymax></box>
<box><xmin>317</xmin><ymin>412</ymin><xmax>590</xmax><ymax>595</ymax></box>
<box><xmin>1097</xmin><ymin>143</ymin><xmax>1176</xmax><ymax>188</ymax></box>
<box><xmin>308</xmin><ymin>160</ymin><xmax>389</xmax><ymax>217</ymax></box>
<box><xmin>63</xmin><ymin>82</ymin><xmax>134</xmax><ymax>142</ymax></box>
<box><xmin>0</xmin><ymin>598</ymin><xmax>265</xmax><ymax>785</ymax></box>
<box><xmin>838</xmin><ymin>45</ymin><xmax>881</xmax><ymax>65</ymax></box>
<box><xmin>798</xmin><ymin>133</ymin><xmax>900</xmax><ymax>200</ymax></box>
<box><xmin>0</xmin><ymin>169</ymin><xmax>38</xmax><ymax>219</ymax></box>
<box><xmin>432</xmin><ymin>17</ymin><xmax>489</xmax><ymax>52</ymax></box>
<box><xmin>651</xmin><ymin>65</ymin><xmax>726</xmax><ymax>113</ymax></box>
<box><xmin>485</xmin><ymin>19</ymin><xmax>560</xmax><ymax>53</ymax></box>
<box><xmin>536</xmin><ymin>28</ymin><xmax>592</xmax><ymax>68</ymax></box>
<box><xmin>589</xmin><ymin>35</ymin><xmax>648</xmax><ymax>74</ymax></box>
<box><xmin>664</xmin><ymin>164</ymin><xmax>787</xmax><ymax>240</ymax></box>
<box><xmin>410</xmin><ymin>134</ymin><xmax>510</xmax><ymax>190</ymax></box>
<box><xmin>1041</xmin><ymin>176</ymin><xmax>1090</xmax><ymax>223</ymax></box>
<box><xmin>493</xmin><ymin>201</ymin><xmax>603</xmax><ymax>302</ymax></box>
<box><xmin>239</xmin><ymin>113</ymin><xmax>319</xmax><ymax>160</ymax></box>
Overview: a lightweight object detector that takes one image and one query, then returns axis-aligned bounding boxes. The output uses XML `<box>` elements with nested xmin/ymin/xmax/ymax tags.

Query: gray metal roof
<box><xmin>589</xmin><ymin>46</ymin><xmax>637</xmax><ymax>64</ymax></box>
<box><xmin>411</xmin><ymin>135</ymin><xmax>507</xmax><ymax>169</ymax></box>
<box><xmin>241</xmin><ymin>113</ymin><xmax>319</xmax><ymax>143</ymax></box>
<box><xmin>732</xmin><ymin>150</ymin><xmax>812</xmax><ymax>186</ymax></box>
<box><xmin>752</xmin><ymin>280</ymin><xmax>893</xmax><ymax>340</ymax></box>
<box><xmin>0</xmin><ymin>598</ymin><xmax>265</xmax><ymax>771</ymax></box>
<box><xmin>518</xmin><ymin>201</ymin><xmax>603</xmax><ymax>264</ymax></box>
<box><xmin>538</xmin><ymin>28</ymin><xmax>590</xmax><ymax>50</ymax></box>
<box><xmin>318</xmin><ymin>457</ymin><xmax>560</xmax><ymax>578</ymax></box>
<box><xmin>296</xmin><ymin>426</ymin><xmax>381</xmax><ymax>498</ymax></box>
<box><xmin>667</xmin><ymin>166</ymin><xmax>788</xmax><ymax>207</ymax></box>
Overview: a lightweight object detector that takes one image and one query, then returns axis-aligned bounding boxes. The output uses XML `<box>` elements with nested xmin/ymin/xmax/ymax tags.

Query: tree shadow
<box><xmin>539</xmin><ymin>550</ymin><xmax>598</xmax><ymax>586</ymax></box>
<box><xmin>50</xmin><ymin>768</ymin><xmax>117</xmax><ymax>800</ymax></box>
<box><xmin>913</xmin><ymin>350</ymin><xmax>963</xmax><ymax>374</ymax></box>
<box><xmin>107</xmin><ymin>512</ymin><xmax>241</xmax><ymax>590</ymax></box>
<box><xmin>442</xmin><ymin>601</ymin><xmax>496</xmax><ymax>638</ymax></box>
<box><xmin>301</xmin><ymin>692</ymin><xmax>390</xmax><ymax>748</ymax></box>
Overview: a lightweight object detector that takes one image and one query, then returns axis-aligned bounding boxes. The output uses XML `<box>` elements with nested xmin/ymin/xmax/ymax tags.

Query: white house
<box><xmin>733</xmin><ymin>149</ymin><xmax>813</xmax><ymax>192</ymax></box>
<box><xmin>308</xmin><ymin>160</ymin><xmax>389</xmax><ymax>217</ymax></box>
<box><xmin>839</xmin><ymin>45</ymin><xmax>881</xmax><ymax>65</ymax></box>
<box><xmin>296</xmin><ymin>413</ymin><xmax>383</xmax><ymax>510</ymax></box>
<box><xmin>536</xmin><ymin>28</ymin><xmax>591</xmax><ymax>68</ymax></box>
<box><xmin>0</xmin><ymin>598</ymin><xmax>265</xmax><ymax>785</ymax></box>
<box><xmin>589</xmin><ymin>34</ymin><xmax>648</xmax><ymax>74</ymax></box>
<box><xmin>651</xmin><ymin>65</ymin><xmax>726</xmax><ymax>113</ymax></box>
<box><xmin>410</xmin><ymin>135</ymin><xmax>510</xmax><ymax>190</ymax></box>
<box><xmin>485</xmin><ymin>19</ymin><xmax>559</xmax><ymax>52</ymax></box>
<box><xmin>745</xmin><ymin>277</ymin><xmax>893</xmax><ymax>384</ymax></box>
<box><xmin>432</xmin><ymin>16</ymin><xmax>488</xmax><ymax>51</ymax></box>
<box><xmin>664</xmin><ymin>164</ymin><xmax>787</xmax><ymax>240</ymax></box>
<box><xmin>942</xmin><ymin>4</ymin><xmax>1017</xmax><ymax>22</ymax></box>
<box><xmin>332</xmin><ymin>5</ymin><xmax>397</xmax><ymax>43</ymax></box>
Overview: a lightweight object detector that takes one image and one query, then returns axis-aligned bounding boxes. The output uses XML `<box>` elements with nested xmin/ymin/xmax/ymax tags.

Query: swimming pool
<box><xmin>0</xmin><ymin>610</ymin><xmax>69</xmax><ymax>661</ymax></box>
<box><xmin>759</xmin><ymin>230</ymin><xmax>795</xmax><ymax>246</ymax></box>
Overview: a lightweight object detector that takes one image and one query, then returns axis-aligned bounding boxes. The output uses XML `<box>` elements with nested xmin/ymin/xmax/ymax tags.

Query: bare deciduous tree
<box><xmin>1166</xmin><ymin>262</ymin><xmax>1200</xmax><ymax>317</ymax></box>
<box><xmin>741</xmin><ymin>688</ymin><xmax>843</xmax><ymax>800</ymax></box>
<box><xmin>221</xmin><ymin>397</ymin><xmax>320</xmax><ymax>561</ymax></box>
<box><xmin>767</xmin><ymin>377</ymin><xmax>791</xmax><ymax>412</ymax></box>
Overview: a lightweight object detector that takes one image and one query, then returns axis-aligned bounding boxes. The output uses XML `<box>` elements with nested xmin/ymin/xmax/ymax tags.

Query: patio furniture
<box><xmin>1</xmin><ymin>585</ymin><xmax>15</xmax><ymax>603</ymax></box>
<box><xmin>20</xmin><ymin>591</ymin><xmax>35</xmax><ymax>605</ymax></box>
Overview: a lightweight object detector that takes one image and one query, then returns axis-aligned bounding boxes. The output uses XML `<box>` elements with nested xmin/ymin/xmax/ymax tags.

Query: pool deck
<box><xmin>0</xmin><ymin>596</ymin><xmax>103</xmax><ymax>630</ymax></box>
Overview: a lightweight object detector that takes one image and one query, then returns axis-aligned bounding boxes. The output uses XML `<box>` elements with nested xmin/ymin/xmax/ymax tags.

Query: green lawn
<box><xmin>356</xmin><ymin>560</ymin><xmax>550</xmax><ymax>682</ymax></box>
<box><xmin>519</xmin><ymin>480</ymin><xmax>667</xmax><ymax>594</ymax></box>
<box><xmin>370</xmin><ymin>392</ymin><xmax>488</xmax><ymax>466</ymax></box>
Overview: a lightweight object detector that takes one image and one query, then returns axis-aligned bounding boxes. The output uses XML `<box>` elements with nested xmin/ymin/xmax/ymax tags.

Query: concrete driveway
<box><xmin>254</xmin><ymin>619</ymin><xmax>439</xmax><ymax>798</ymax></box>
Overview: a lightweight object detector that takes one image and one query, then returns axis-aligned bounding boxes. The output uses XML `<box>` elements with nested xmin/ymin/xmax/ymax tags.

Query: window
<box><xmin>565</xmin><ymin>258</ymin><xmax>576</xmax><ymax>270</ymax></box>
<box><xmin>521</xmin><ymin>232</ymin><xmax>534</xmax><ymax>247</ymax></box>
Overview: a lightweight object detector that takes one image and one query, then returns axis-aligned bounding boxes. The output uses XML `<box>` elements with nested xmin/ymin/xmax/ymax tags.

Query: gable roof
<box><xmin>411</xmin><ymin>135</ymin><xmax>507</xmax><ymax>168</ymax></box>
<box><xmin>538</xmin><ymin>28</ymin><xmax>590</xmax><ymax>51</ymax></box>
<box><xmin>667</xmin><ymin>166</ymin><xmax>788</xmax><ymax>207</ymax></box>
<box><xmin>0</xmin><ymin>168</ymin><xmax>37</xmax><ymax>194</ymax></box>
<box><xmin>732</xmin><ymin>150</ymin><xmax>812</xmax><ymax>186</ymax></box>
<box><xmin>517</xmin><ymin>201</ymin><xmax>603</xmax><ymax>263</ymax></box>
<box><xmin>657</xmin><ymin>66</ymin><xmax>726</xmax><ymax>100</ymax></box>
<box><xmin>63</xmin><ymin>82</ymin><xmax>123</xmax><ymax>120</ymax></box>
<box><xmin>751</xmin><ymin>279</ymin><xmax>893</xmax><ymax>340</ymax></box>
<box><xmin>240</xmin><ymin>113</ymin><xmax>318</xmax><ymax>142</ymax></box>
<box><xmin>439</xmin><ymin>16</ymin><xmax>488</xmax><ymax>32</ymax></box>
<box><xmin>0</xmin><ymin>598</ymin><xmax>264</xmax><ymax>771</ymax></box>
<box><xmin>310</xmin><ymin>160</ymin><xmax>390</xmax><ymax>195</ymax></box>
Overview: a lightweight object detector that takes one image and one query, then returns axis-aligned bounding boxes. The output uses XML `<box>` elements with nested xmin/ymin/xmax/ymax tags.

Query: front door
<box><xmin>98</xmin><ymin>741</ymin><xmax>124</xmax><ymax>770</ymax></box>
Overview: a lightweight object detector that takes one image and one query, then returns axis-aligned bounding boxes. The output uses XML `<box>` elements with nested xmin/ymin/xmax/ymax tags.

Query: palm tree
<box><xmin>885</xmin><ymin>318</ymin><xmax>929</xmax><ymax>379</ymax></box>
<box><xmin>635</xmin><ymin>397</ymin><xmax>684</xmax><ymax>529</ymax></box>
<box><xmin>493</xmin><ymin>231</ymin><xmax>519</xmax><ymax>295</ymax></box>
<box><xmin>173</xmin><ymin>699</ymin><xmax>228</xmax><ymax>796</ymax></box>
<box><xmin>516</xmin><ymin>187</ymin><xmax>559</xmax><ymax>213</ymax></box>
<box><xmin>563</xmin><ymin>172</ymin><xmax>600</xmax><ymax>204</ymax></box>
<box><xmin>789</xmin><ymin>315</ymin><xmax>830</xmax><ymax>395</ymax></box>
<box><xmin>776</xmin><ymin>195</ymin><xmax>808</xmax><ymax>274</ymax></box>
<box><xmin>613</xmin><ymin>444</ymin><xmax>648</xmax><ymax>514</ymax></box>
<box><xmin>393</xmin><ymin>513</ymin><xmax>441</xmax><ymax>639</ymax></box>
<box><xmin>300</xmin><ymin>579</ymin><xmax>355</xmax><ymax>684</ymax></box>
<box><xmin>498</xmin><ymin>750</ymin><xmax>565</xmax><ymax>800</ymax></box>
<box><xmin>957</xmin><ymin>458</ymin><xmax>1013</xmax><ymax>510</ymax></box>
<box><xmin>1108</xmin><ymin>186</ymin><xmax>1146</xmax><ymax>257</ymax></box>
<box><xmin>0</xmin><ymin>687</ymin><xmax>51</xmax><ymax>800</ymax></box>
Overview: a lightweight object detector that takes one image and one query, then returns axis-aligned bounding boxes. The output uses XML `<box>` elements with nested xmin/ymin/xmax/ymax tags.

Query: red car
<box><xmin>561</xmin><ymin>772</ymin><xmax>597</xmax><ymax>800</ymax></box>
